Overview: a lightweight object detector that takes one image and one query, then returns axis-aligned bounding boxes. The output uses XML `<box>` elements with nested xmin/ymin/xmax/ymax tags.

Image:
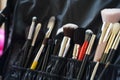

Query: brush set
<box><xmin>4</xmin><ymin>8</ymin><xmax>120</xmax><ymax>80</ymax></box>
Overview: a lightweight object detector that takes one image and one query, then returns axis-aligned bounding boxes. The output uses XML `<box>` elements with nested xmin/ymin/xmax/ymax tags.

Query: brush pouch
<box><xmin>4</xmin><ymin>55</ymin><xmax>120</xmax><ymax>80</ymax></box>
<box><xmin>4</xmin><ymin>65</ymin><xmax>77</xmax><ymax>80</ymax></box>
<box><xmin>1</xmin><ymin>0</ymin><xmax>120</xmax><ymax>79</ymax></box>
<box><xmin>65</xmin><ymin>58</ymin><xmax>120</xmax><ymax>80</ymax></box>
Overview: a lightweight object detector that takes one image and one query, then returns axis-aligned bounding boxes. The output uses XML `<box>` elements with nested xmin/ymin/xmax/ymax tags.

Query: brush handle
<box><xmin>24</xmin><ymin>46</ymin><xmax>34</xmax><ymax>68</ymax></box>
<box><xmin>30</xmin><ymin>44</ymin><xmax>45</xmax><ymax>70</ymax></box>
<box><xmin>77</xmin><ymin>54</ymin><xmax>89</xmax><ymax>79</ymax></box>
<box><xmin>21</xmin><ymin>40</ymin><xmax>31</xmax><ymax>67</ymax></box>
<box><xmin>105</xmin><ymin>49</ymin><xmax>116</xmax><ymax>63</ymax></box>
<box><xmin>53</xmin><ymin>40</ymin><xmax>61</xmax><ymax>55</ymax></box>
<box><xmin>72</xmin><ymin>44</ymin><xmax>80</xmax><ymax>59</ymax></box>
<box><xmin>93</xmin><ymin>41</ymin><xmax>107</xmax><ymax>62</ymax></box>
<box><xmin>100</xmin><ymin>53</ymin><xmax>108</xmax><ymax>63</ymax></box>
<box><xmin>90</xmin><ymin>62</ymin><xmax>100</xmax><ymax>80</ymax></box>
<box><xmin>58</xmin><ymin>37</ymin><xmax>68</xmax><ymax>57</ymax></box>
<box><xmin>99</xmin><ymin>22</ymin><xmax>109</xmax><ymax>44</ymax></box>
<box><xmin>78</xmin><ymin>41</ymin><xmax>89</xmax><ymax>61</ymax></box>
<box><xmin>63</xmin><ymin>38</ymin><xmax>70</xmax><ymax>57</ymax></box>
<box><xmin>98</xmin><ymin>62</ymin><xmax>110</xmax><ymax>80</ymax></box>
<box><xmin>41</xmin><ymin>45</ymin><xmax>51</xmax><ymax>71</ymax></box>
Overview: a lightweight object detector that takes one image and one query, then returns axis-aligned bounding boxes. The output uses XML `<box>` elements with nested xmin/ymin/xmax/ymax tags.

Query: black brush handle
<box><xmin>106</xmin><ymin>49</ymin><xmax>116</xmax><ymax>63</ymax></box>
<box><xmin>41</xmin><ymin>45</ymin><xmax>51</xmax><ymax>71</ymax></box>
<box><xmin>98</xmin><ymin>62</ymin><xmax>110</xmax><ymax>80</ymax></box>
<box><xmin>77</xmin><ymin>54</ymin><xmax>89</xmax><ymax>80</ymax></box>
<box><xmin>22</xmin><ymin>39</ymin><xmax>31</xmax><ymax>67</ymax></box>
<box><xmin>24</xmin><ymin>46</ymin><xmax>34</xmax><ymax>67</ymax></box>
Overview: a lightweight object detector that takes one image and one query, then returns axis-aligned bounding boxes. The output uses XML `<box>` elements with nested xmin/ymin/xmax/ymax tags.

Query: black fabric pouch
<box><xmin>46</xmin><ymin>55</ymin><xmax>67</xmax><ymax>77</ymax></box>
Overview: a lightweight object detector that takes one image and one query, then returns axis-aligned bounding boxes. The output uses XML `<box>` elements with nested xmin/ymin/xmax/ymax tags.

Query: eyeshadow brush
<box><xmin>78</xmin><ymin>29</ymin><xmax>93</xmax><ymax>61</ymax></box>
<box><xmin>24</xmin><ymin>23</ymin><xmax>41</xmax><ymax>67</ymax></box>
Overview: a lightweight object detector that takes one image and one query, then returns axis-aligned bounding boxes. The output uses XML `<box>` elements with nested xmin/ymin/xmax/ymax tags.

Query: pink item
<box><xmin>0</xmin><ymin>29</ymin><xmax>5</xmax><ymax>57</ymax></box>
<box><xmin>101</xmin><ymin>8</ymin><xmax>120</xmax><ymax>23</ymax></box>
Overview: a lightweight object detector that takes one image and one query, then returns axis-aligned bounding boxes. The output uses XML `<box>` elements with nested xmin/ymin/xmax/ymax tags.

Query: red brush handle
<box><xmin>78</xmin><ymin>41</ymin><xmax>89</xmax><ymax>61</ymax></box>
<box><xmin>77</xmin><ymin>46</ymin><xmax>81</xmax><ymax>59</ymax></box>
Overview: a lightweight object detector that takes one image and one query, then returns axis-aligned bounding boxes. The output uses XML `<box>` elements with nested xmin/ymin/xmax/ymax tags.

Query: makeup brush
<box><xmin>90</xmin><ymin>30</ymin><xmax>120</xmax><ymax>80</ymax></box>
<box><xmin>106</xmin><ymin>30</ymin><xmax>120</xmax><ymax>63</ymax></box>
<box><xmin>30</xmin><ymin>16</ymin><xmax>55</xmax><ymax>70</ymax></box>
<box><xmin>90</xmin><ymin>62</ymin><xmax>100</xmax><ymax>80</ymax></box>
<box><xmin>98</xmin><ymin>31</ymin><xmax>120</xmax><ymax>80</ymax></box>
<box><xmin>94</xmin><ymin>8</ymin><xmax>120</xmax><ymax>62</ymax></box>
<box><xmin>24</xmin><ymin>23</ymin><xmax>41</xmax><ymax>67</ymax></box>
<box><xmin>53</xmin><ymin>35</ymin><xmax>64</xmax><ymax>55</ymax></box>
<box><xmin>21</xmin><ymin>17</ymin><xmax>37</xmax><ymax>66</ymax></box>
<box><xmin>78</xmin><ymin>29</ymin><xmax>93</xmax><ymax>61</ymax></box>
<box><xmin>58</xmin><ymin>23</ymin><xmax>78</xmax><ymax>57</ymax></box>
<box><xmin>41</xmin><ymin>39</ymin><xmax>54</xmax><ymax>71</ymax></box>
<box><xmin>100</xmin><ymin>23</ymin><xmax>120</xmax><ymax>63</ymax></box>
<box><xmin>72</xmin><ymin>28</ymin><xmax>85</xmax><ymax>59</ymax></box>
<box><xmin>77</xmin><ymin>34</ymin><xmax>96</xmax><ymax>80</ymax></box>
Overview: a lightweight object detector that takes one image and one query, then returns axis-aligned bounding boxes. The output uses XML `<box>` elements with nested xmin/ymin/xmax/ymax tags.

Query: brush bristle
<box><xmin>56</xmin><ymin>27</ymin><xmax>63</xmax><ymax>35</ymax></box>
<box><xmin>32</xmin><ymin>16</ymin><xmax>37</xmax><ymax>22</ymax></box>
<box><xmin>63</xmin><ymin>23</ymin><xmax>78</xmax><ymax>38</ymax></box>
<box><xmin>47</xmin><ymin>16</ymin><xmax>55</xmax><ymax>29</ymax></box>
<box><xmin>113</xmin><ymin>23</ymin><xmax>120</xmax><ymax>34</ymax></box>
<box><xmin>85</xmin><ymin>29</ymin><xmax>93</xmax><ymax>41</ymax></box>
<box><xmin>74</xmin><ymin>28</ymin><xmax>86</xmax><ymax>45</ymax></box>
<box><xmin>101</xmin><ymin>8</ymin><xmax>120</xmax><ymax>23</ymax></box>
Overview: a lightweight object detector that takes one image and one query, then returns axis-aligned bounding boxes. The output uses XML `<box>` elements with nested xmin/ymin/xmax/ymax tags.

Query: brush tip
<box><xmin>56</xmin><ymin>27</ymin><xmax>63</xmax><ymax>35</ymax></box>
<box><xmin>85</xmin><ymin>29</ymin><xmax>93</xmax><ymax>41</ymax></box>
<box><xmin>63</xmin><ymin>23</ymin><xmax>78</xmax><ymax>38</ymax></box>
<box><xmin>101</xmin><ymin>8</ymin><xmax>120</xmax><ymax>23</ymax></box>
<box><xmin>74</xmin><ymin>28</ymin><xmax>85</xmax><ymax>45</ymax></box>
<box><xmin>47</xmin><ymin>16</ymin><xmax>55</xmax><ymax>29</ymax></box>
<box><xmin>63</xmin><ymin>23</ymin><xmax>78</xmax><ymax>29</ymax></box>
<box><xmin>86</xmin><ymin>29</ymin><xmax>93</xmax><ymax>34</ymax></box>
<box><xmin>32</xmin><ymin>16</ymin><xmax>37</xmax><ymax>21</ymax></box>
<box><xmin>113</xmin><ymin>23</ymin><xmax>120</xmax><ymax>34</ymax></box>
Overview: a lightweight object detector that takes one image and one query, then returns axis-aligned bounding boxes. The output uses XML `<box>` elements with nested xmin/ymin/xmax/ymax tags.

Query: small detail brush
<box><xmin>24</xmin><ymin>23</ymin><xmax>41</xmax><ymax>67</ymax></box>
<box><xmin>77</xmin><ymin>34</ymin><xmax>96</xmax><ymax>80</ymax></box>
<box><xmin>30</xmin><ymin>16</ymin><xmax>55</xmax><ymax>70</ymax></box>
<box><xmin>100</xmin><ymin>23</ymin><xmax>120</xmax><ymax>63</ymax></box>
<box><xmin>78</xmin><ymin>29</ymin><xmax>93</xmax><ymax>61</ymax></box>
<box><xmin>58</xmin><ymin>23</ymin><xmax>78</xmax><ymax>57</ymax></box>
<box><xmin>22</xmin><ymin>17</ymin><xmax>37</xmax><ymax>66</ymax></box>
